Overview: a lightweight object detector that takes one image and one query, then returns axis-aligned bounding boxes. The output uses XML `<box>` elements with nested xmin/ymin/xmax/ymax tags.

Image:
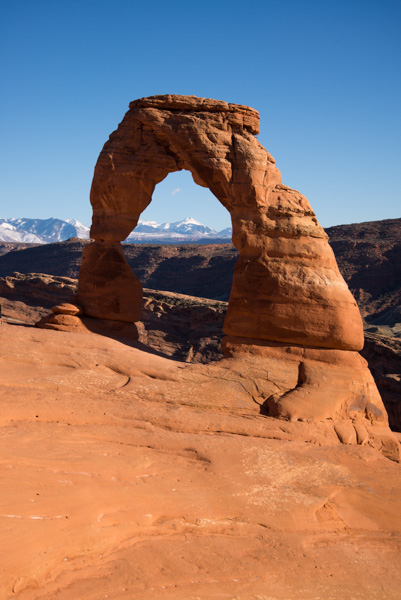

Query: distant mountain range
<box><xmin>0</xmin><ymin>217</ymin><xmax>232</xmax><ymax>244</ymax></box>
<box><xmin>0</xmin><ymin>218</ymin><xmax>90</xmax><ymax>243</ymax></box>
<box><xmin>127</xmin><ymin>217</ymin><xmax>232</xmax><ymax>242</ymax></box>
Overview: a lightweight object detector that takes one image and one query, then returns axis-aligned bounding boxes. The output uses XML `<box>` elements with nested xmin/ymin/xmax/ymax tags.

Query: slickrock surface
<box><xmin>1</xmin><ymin>322</ymin><xmax>401</xmax><ymax>599</ymax></box>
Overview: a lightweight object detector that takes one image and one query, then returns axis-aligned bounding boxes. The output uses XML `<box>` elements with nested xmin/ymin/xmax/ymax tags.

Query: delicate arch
<box><xmin>77</xmin><ymin>95</ymin><xmax>363</xmax><ymax>351</ymax></box>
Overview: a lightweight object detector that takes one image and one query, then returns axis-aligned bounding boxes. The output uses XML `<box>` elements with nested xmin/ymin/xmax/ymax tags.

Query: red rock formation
<box><xmin>79</xmin><ymin>94</ymin><xmax>362</xmax><ymax>350</ymax></box>
<box><xmin>74</xmin><ymin>95</ymin><xmax>390</xmax><ymax>427</ymax></box>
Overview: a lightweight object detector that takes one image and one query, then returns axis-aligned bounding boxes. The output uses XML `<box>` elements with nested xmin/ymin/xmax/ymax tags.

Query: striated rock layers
<box><xmin>76</xmin><ymin>95</ymin><xmax>391</xmax><ymax>429</ymax></box>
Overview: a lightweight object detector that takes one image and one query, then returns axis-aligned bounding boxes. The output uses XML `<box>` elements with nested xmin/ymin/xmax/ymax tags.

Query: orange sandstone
<box><xmin>1</xmin><ymin>322</ymin><xmax>401</xmax><ymax>599</ymax></box>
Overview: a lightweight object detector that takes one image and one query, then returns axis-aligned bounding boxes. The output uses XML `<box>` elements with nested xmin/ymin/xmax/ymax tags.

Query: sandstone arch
<box><xmin>77</xmin><ymin>94</ymin><xmax>363</xmax><ymax>351</ymax></box>
<box><xmin>75</xmin><ymin>94</ymin><xmax>394</xmax><ymax>429</ymax></box>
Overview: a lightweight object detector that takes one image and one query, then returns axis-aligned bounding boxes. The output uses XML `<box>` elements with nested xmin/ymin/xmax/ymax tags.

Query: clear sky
<box><xmin>1</xmin><ymin>0</ymin><xmax>400</xmax><ymax>232</ymax></box>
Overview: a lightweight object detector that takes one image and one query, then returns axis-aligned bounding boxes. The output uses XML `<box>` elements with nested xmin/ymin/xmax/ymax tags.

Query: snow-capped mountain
<box><xmin>0</xmin><ymin>218</ymin><xmax>90</xmax><ymax>243</ymax></box>
<box><xmin>212</xmin><ymin>227</ymin><xmax>233</xmax><ymax>238</ymax></box>
<box><xmin>65</xmin><ymin>219</ymin><xmax>91</xmax><ymax>240</ymax></box>
<box><xmin>126</xmin><ymin>217</ymin><xmax>222</xmax><ymax>242</ymax></box>
<box><xmin>0</xmin><ymin>221</ymin><xmax>44</xmax><ymax>243</ymax></box>
<box><xmin>133</xmin><ymin>220</ymin><xmax>165</xmax><ymax>233</ymax></box>
<box><xmin>0</xmin><ymin>216</ymin><xmax>231</xmax><ymax>244</ymax></box>
<box><xmin>125</xmin><ymin>217</ymin><xmax>232</xmax><ymax>242</ymax></box>
<box><xmin>163</xmin><ymin>217</ymin><xmax>216</xmax><ymax>235</ymax></box>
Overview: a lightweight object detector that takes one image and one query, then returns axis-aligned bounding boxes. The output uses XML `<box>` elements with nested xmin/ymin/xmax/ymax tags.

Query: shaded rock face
<box><xmin>78</xmin><ymin>241</ymin><xmax>142</xmax><ymax>322</ymax></box>
<box><xmin>0</xmin><ymin>272</ymin><xmax>78</xmax><ymax>323</ymax></box>
<box><xmin>75</xmin><ymin>94</ymin><xmax>390</xmax><ymax>427</ymax></box>
<box><xmin>0</xmin><ymin>238</ymin><xmax>90</xmax><ymax>278</ymax></box>
<box><xmin>361</xmin><ymin>333</ymin><xmax>401</xmax><ymax>432</ymax></box>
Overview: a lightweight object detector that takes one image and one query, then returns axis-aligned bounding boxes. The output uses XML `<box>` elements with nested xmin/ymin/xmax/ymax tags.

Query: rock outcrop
<box><xmin>362</xmin><ymin>332</ymin><xmax>401</xmax><ymax>432</ymax></box>
<box><xmin>0</xmin><ymin>272</ymin><xmax>78</xmax><ymax>323</ymax></box>
<box><xmin>73</xmin><ymin>94</ymin><xmax>390</xmax><ymax>428</ymax></box>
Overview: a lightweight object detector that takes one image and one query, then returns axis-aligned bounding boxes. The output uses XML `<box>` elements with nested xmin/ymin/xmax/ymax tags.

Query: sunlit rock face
<box><xmin>77</xmin><ymin>95</ymin><xmax>391</xmax><ymax>426</ymax></box>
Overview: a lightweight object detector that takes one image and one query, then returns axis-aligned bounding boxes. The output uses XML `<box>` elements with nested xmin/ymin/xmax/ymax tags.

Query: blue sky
<box><xmin>1</xmin><ymin>0</ymin><xmax>400</xmax><ymax>231</ymax></box>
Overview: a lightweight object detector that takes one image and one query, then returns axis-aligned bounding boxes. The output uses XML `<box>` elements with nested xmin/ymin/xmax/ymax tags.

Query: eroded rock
<box><xmin>78</xmin><ymin>94</ymin><xmax>363</xmax><ymax>353</ymax></box>
<box><xmin>74</xmin><ymin>94</ymin><xmax>388</xmax><ymax>426</ymax></box>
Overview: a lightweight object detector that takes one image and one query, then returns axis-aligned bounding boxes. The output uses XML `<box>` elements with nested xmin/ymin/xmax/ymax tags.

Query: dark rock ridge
<box><xmin>0</xmin><ymin>240</ymin><xmax>237</xmax><ymax>301</ymax></box>
<box><xmin>326</xmin><ymin>218</ymin><xmax>401</xmax><ymax>320</ymax></box>
<box><xmin>0</xmin><ymin>241</ymin><xmax>39</xmax><ymax>257</ymax></box>
<box><xmin>0</xmin><ymin>238</ymin><xmax>90</xmax><ymax>279</ymax></box>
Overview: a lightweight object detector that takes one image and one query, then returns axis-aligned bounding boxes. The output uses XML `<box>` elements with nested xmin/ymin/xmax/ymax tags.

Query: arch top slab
<box><xmin>128</xmin><ymin>94</ymin><xmax>261</xmax><ymax>134</ymax></box>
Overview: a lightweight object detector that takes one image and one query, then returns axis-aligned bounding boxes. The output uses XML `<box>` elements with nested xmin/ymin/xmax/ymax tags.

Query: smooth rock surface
<box><xmin>1</xmin><ymin>322</ymin><xmax>401</xmax><ymax>599</ymax></box>
<box><xmin>222</xmin><ymin>336</ymin><xmax>391</xmax><ymax>431</ymax></box>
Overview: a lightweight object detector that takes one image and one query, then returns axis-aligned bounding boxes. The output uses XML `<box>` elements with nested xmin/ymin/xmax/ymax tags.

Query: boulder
<box><xmin>51</xmin><ymin>302</ymin><xmax>83</xmax><ymax>316</ymax></box>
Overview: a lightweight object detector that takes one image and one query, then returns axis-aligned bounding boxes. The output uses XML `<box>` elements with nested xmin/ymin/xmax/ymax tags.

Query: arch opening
<box><xmin>126</xmin><ymin>169</ymin><xmax>232</xmax><ymax>243</ymax></box>
<box><xmin>118</xmin><ymin>170</ymin><xmax>235</xmax><ymax>363</ymax></box>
